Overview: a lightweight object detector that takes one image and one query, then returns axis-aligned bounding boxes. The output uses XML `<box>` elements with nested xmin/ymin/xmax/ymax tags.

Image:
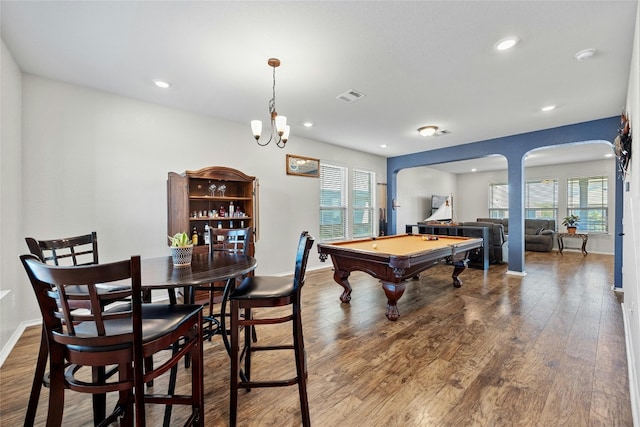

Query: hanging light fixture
<box><xmin>251</xmin><ymin>58</ymin><xmax>290</xmax><ymax>148</ymax></box>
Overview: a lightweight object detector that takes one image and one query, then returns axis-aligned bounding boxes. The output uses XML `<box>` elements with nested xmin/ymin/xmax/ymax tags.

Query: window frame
<box><xmin>524</xmin><ymin>179</ymin><xmax>558</xmax><ymax>223</ymax></box>
<box><xmin>566</xmin><ymin>175</ymin><xmax>608</xmax><ymax>233</ymax></box>
<box><xmin>319</xmin><ymin>163</ymin><xmax>348</xmax><ymax>241</ymax></box>
<box><xmin>488</xmin><ymin>183</ymin><xmax>509</xmax><ymax>219</ymax></box>
<box><xmin>352</xmin><ymin>169</ymin><xmax>376</xmax><ymax>238</ymax></box>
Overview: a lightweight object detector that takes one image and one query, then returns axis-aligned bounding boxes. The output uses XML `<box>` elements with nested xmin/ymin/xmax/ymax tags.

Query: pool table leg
<box><xmin>381</xmin><ymin>281</ymin><xmax>406</xmax><ymax>321</ymax></box>
<box><xmin>334</xmin><ymin>270</ymin><xmax>352</xmax><ymax>303</ymax></box>
<box><xmin>452</xmin><ymin>262</ymin><xmax>465</xmax><ymax>288</ymax></box>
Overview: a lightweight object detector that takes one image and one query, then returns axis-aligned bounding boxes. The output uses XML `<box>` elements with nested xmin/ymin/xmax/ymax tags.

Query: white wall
<box><xmin>396</xmin><ymin>166</ymin><xmax>457</xmax><ymax>230</ymax></box>
<box><xmin>0</xmin><ymin>40</ymin><xmax>26</xmax><ymax>356</ymax></box>
<box><xmin>1</xmin><ymin>74</ymin><xmax>386</xmax><ymax>356</ymax></box>
<box><xmin>399</xmin><ymin>157</ymin><xmax>616</xmax><ymax>255</ymax></box>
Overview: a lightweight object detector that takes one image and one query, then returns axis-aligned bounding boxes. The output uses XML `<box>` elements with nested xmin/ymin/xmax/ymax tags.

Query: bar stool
<box><xmin>20</xmin><ymin>254</ymin><xmax>204</xmax><ymax>427</ymax></box>
<box><xmin>24</xmin><ymin>232</ymin><xmax>132</xmax><ymax>425</ymax></box>
<box><xmin>229</xmin><ymin>231</ymin><xmax>314</xmax><ymax>427</ymax></box>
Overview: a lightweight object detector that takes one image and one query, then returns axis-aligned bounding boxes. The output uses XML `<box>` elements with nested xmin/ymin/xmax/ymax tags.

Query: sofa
<box><xmin>476</xmin><ymin>218</ymin><xmax>556</xmax><ymax>252</ymax></box>
<box><xmin>459</xmin><ymin>221</ymin><xmax>507</xmax><ymax>264</ymax></box>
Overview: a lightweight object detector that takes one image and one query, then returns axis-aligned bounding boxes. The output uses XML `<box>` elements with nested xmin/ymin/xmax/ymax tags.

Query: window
<box><xmin>490</xmin><ymin>180</ymin><xmax>558</xmax><ymax>221</ymax></box>
<box><xmin>320</xmin><ymin>164</ymin><xmax>347</xmax><ymax>240</ymax></box>
<box><xmin>567</xmin><ymin>176</ymin><xmax>608</xmax><ymax>232</ymax></box>
<box><xmin>489</xmin><ymin>183</ymin><xmax>508</xmax><ymax>218</ymax></box>
<box><xmin>525</xmin><ymin>179</ymin><xmax>557</xmax><ymax>222</ymax></box>
<box><xmin>353</xmin><ymin>169</ymin><xmax>375</xmax><ymax>238</ymax></box>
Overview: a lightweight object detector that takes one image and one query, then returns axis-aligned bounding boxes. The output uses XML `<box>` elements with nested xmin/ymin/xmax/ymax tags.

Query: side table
<box><xmin>557</xmin><ymin>233</ymin><xmax>588</xmax><ymax>255</ymax></box>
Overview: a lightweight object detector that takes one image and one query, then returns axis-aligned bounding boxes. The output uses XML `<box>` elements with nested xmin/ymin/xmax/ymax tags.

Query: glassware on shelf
<box><xmin>218</xmin><ymin>185</ymin><xmax>226</xmax><ymax>197</ymax></box>
<box><xmin>208</xmin><ymin>184</ymin><xmax>216</xmax><ymax>196</ymax></box>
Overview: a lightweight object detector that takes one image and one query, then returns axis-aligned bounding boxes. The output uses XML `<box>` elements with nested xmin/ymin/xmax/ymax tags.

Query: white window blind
<box><xmin>320</xmin><ymin>164</ymin><xmax>347</xmax><ymax>240</ymax></box>
<box><xmin>353</xmin><ymin>169</ymin><xmax>375</xmax><ymax>238</ymax></box>
<box><xmin>489</xmin><ymin>183</ymin><xmax>509</xmax><ymax>218</ymax></box>
<box><xmin>525</xmin><ymin>179</ymin><xmax>557</xmax><ymax>222</ymax></box>
<box><xmin>567</xmin><ymin>176</ymin><xmax>608</xmax><ymax>232</ymax></box>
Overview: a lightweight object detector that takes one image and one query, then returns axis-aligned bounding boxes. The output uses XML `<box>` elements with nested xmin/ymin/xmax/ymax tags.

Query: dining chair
<box><xmin>24</xmin><ymin>232</ymin><xmax>132</xmax><ymax>425</ymax></box>
<box><xmin>229</xmin><ymin>231</ymin><xmax>314</xmax><ymax>427</ymax></box>
<box><xmin>191</xmin><ymin>227</ymin><xmax>252</xmax><ymax>342</ymax></box>
<box><xmin>20</xmin><ymin>254</ymin><xmax>204</xmax><ymax>427</ymax></box>
<box><xmin>25</xmin><ymin>232</ymin><xmax>99</xmax><ymax>266</ymax></box>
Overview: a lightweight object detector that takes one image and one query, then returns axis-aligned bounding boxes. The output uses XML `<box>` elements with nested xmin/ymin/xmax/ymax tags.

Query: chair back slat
<box><xmin>209</xmin><ymin>227</ymin><xmax>251</xmax><ymax>255</ymax></box>
<box><xmin>293</xmin><ymin>231</ymin><xmax>315</xmax><ymax>291</ymax></box>
<box><xmin>20</xmin><ymin>254</ymin><xmax>138</xmax><ymax>347</ymax></box>
<box><xmin>25</xmin><ymin>232</ymin><xmax>99</xmax><ymax>266</ymax></box>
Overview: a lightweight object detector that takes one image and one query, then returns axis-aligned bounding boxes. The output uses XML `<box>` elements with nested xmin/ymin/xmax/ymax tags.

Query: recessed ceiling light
<box><xmin>575</xmin><ymin>48</ymin><xmax>596</xmax><ymax>61</ymax></box>
<box><xmin>471</xmin><ymin>168</ymin><xmax>477</xmax><ymax>172</ymax></box>
<box><xmin>303</xmin><ymin>122</ymin><xmax>314</xmax><ymax>128</ymax></box>
<box><xmin>495</xmin><ymin>37</ymin><xmax>519</xmax><ymax>51</ymax></box>
<box><xmin>605</xmin><ymin>153</ymin><xmax>614</xmax><ymax>158</ymax></box>
<box><xmin>153</xmin><ymin>80</ymin><xmax>171</xmax><ymax>89</ymax></box>
<box><xmin>541</xmin><ymin>105</ymin><xmax>556</xmax><ymax>112</ymax></box>
<box><xmin>380</xmin><ymin>144</ymin><xmax>388</xmax><ymax>148</ymax></box>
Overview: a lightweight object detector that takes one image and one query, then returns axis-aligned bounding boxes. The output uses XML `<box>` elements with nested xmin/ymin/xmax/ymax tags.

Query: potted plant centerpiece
<box><xmin>562</xmin><ymin>214</ymin><xmax>580</xmax><ymax>235</ymax></box>
<box><xmin>168</xmin><ymin>232</ymin><xmax>193</xmax><ymax>267</ymax></box>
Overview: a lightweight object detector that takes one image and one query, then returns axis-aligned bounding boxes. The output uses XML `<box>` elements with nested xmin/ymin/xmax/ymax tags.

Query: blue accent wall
<box><xmin>387</xmin><ymin>116</ymin><xmax>623</xmax><ymax>286</ymax></box>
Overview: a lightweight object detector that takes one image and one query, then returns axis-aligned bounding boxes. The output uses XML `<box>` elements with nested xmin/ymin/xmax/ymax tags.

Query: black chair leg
<box><xmin>91</xmin><ymin>367</ymin><xmax>107</xmax><ymax>425</ymax></box>
<box><xmin>293</xmin><ymin>311</ymin><xmax>310</xmax><ymax>427</ymax></box>
<box><xmin>230</xmin><ymin>299</ymin><xmax>240</xmax><ymax>427</ymax></box>
<box><xmin>163</xmin><ymin>343</ymin><xmax>180</xmax><ymax>427</ymax></box>
<box><xmin>25</xmin><ymin>326</ymin><xmax>48</xmax><ymax>426</ymax></box>
<box><xmin>243</xmin><ymin>307</ymin><xmax>252</xmax><ymax>390</ymax></box>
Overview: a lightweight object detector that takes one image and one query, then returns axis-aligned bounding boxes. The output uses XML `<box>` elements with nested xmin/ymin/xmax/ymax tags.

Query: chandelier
<box><xmin>251</xmin><ymin>58</ymin><xmax>290</xmax><ymax>148</ymax></box>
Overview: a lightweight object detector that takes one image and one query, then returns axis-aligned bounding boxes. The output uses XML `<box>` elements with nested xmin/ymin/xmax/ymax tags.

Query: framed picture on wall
<box><xmin>286</xmin><ymin>154</ymin><xmax>320</xmax><ymax>177</ymax></box>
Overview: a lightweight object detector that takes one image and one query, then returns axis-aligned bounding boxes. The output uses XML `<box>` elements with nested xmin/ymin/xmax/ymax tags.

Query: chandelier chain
<box><xmin>269</xmin><ymin>65</ymin><xmax>277</xmax><ymax>114</ymax></box>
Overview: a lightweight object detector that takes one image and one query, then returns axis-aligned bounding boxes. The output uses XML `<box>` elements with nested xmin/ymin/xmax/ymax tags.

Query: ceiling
<box><xmin>1</xmin><ymin>1</ymin><xmax>636</xmax><ymax>170</ymax></box>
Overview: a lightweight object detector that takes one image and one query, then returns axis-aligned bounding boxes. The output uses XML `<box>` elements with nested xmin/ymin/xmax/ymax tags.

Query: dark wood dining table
<box><xmin>141</xmin><ymin>251</ymin><xmax>256</xmax><ymax>291</ymax></box>
<box><xmin>140</xmin><ymin>251</ymin><xmax>258</xmax><ymax>353</ymax></box>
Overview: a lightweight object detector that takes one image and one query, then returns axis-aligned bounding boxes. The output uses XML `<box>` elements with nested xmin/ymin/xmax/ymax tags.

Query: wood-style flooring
<box><xmin>0</xmin><ymin>250</ymin><xmax>632</xmax><ymax>426</ymax></box>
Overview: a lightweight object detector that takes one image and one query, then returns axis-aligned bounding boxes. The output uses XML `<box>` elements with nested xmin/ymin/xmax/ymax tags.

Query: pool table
<box><xmin>317</xmin><ymin>234</ymin><xmax>483</xmax><ymax>320</ymax></box>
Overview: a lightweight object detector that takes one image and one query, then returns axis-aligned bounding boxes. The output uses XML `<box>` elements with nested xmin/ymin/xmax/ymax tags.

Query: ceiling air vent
<box><xmin>336</xmin><ymin>89</ymin><xmax>366</xmax><ymax>103</ymax></box>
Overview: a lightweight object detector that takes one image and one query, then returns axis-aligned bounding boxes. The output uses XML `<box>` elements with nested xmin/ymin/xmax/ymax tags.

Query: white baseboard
<box><xmin>0</xmin><ymin>318</ymin><xmax>40</xmax><ymax>368</ymax></box>
<box><xmin>622</xmin><ymin>302</ymin><xmax>639</xmax><ymax>427</ymax></box>
<box><xmin>505</xmin><ymin>270</ymin><xmax>527</xmax><ymax>277</ymax></box>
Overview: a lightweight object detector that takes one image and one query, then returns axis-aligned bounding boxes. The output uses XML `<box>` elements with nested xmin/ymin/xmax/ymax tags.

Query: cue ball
<box><xmin>372</xmin><ymin>243</ymin><xmax>377</xmax><ymax>249</ymax></box>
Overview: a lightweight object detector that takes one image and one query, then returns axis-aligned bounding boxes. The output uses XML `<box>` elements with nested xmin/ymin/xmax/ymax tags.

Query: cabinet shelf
<box><xmin>189</xmin><ymin>196</ymin><xmax>253</xmax><ymax>202</ymax></box>
<box><xmin>167</xmin><ymin>166</ymin><xmax>258</xmax><ymax>254</ymax></box>
<box><xmin>190</xmin><ymin>216</ymin><xmax>252</xmax><ymax>221</ymax></box>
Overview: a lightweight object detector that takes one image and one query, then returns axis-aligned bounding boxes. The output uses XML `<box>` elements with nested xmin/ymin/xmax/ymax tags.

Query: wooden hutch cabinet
<box><xmin>167</xmin><ymin>166</ymin><xmax>258</xmax><ymax>254</ymax></box>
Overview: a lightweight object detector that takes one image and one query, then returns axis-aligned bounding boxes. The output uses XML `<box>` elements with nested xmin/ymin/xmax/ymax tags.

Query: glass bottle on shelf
<box><xmin>192</xmin><ymin>226</ymin><xmax>198</xmax><ymax>246</ymax></box>
<box><xmin>204</xmin><ymin>224</ymin><xmax>210</xmax><ymax>245</ymax></box>
<box><xmin>229</xmin><ymin>201</ymin><xmax>235</xmax><ymax>217</ymax></box>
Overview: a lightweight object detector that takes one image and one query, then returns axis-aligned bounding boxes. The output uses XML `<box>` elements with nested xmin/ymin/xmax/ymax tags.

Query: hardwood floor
<box><xmin>0</xmin><ymin>251</ymin><xmax>632</xmax><ymax>426</ymax></box>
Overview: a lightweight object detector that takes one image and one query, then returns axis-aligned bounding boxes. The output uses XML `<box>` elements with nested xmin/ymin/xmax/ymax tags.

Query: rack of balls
<box><xmin>422</xmin><ymin>235</ymin><xmax>439</xmax><ymax>241</ymax></box>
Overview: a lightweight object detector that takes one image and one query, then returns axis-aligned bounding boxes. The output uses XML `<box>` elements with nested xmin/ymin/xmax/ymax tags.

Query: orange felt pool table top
<box><xmin>318</xmin><ymin>234</ymin><xmax>477</xmax><ymax>256</ymax></box>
